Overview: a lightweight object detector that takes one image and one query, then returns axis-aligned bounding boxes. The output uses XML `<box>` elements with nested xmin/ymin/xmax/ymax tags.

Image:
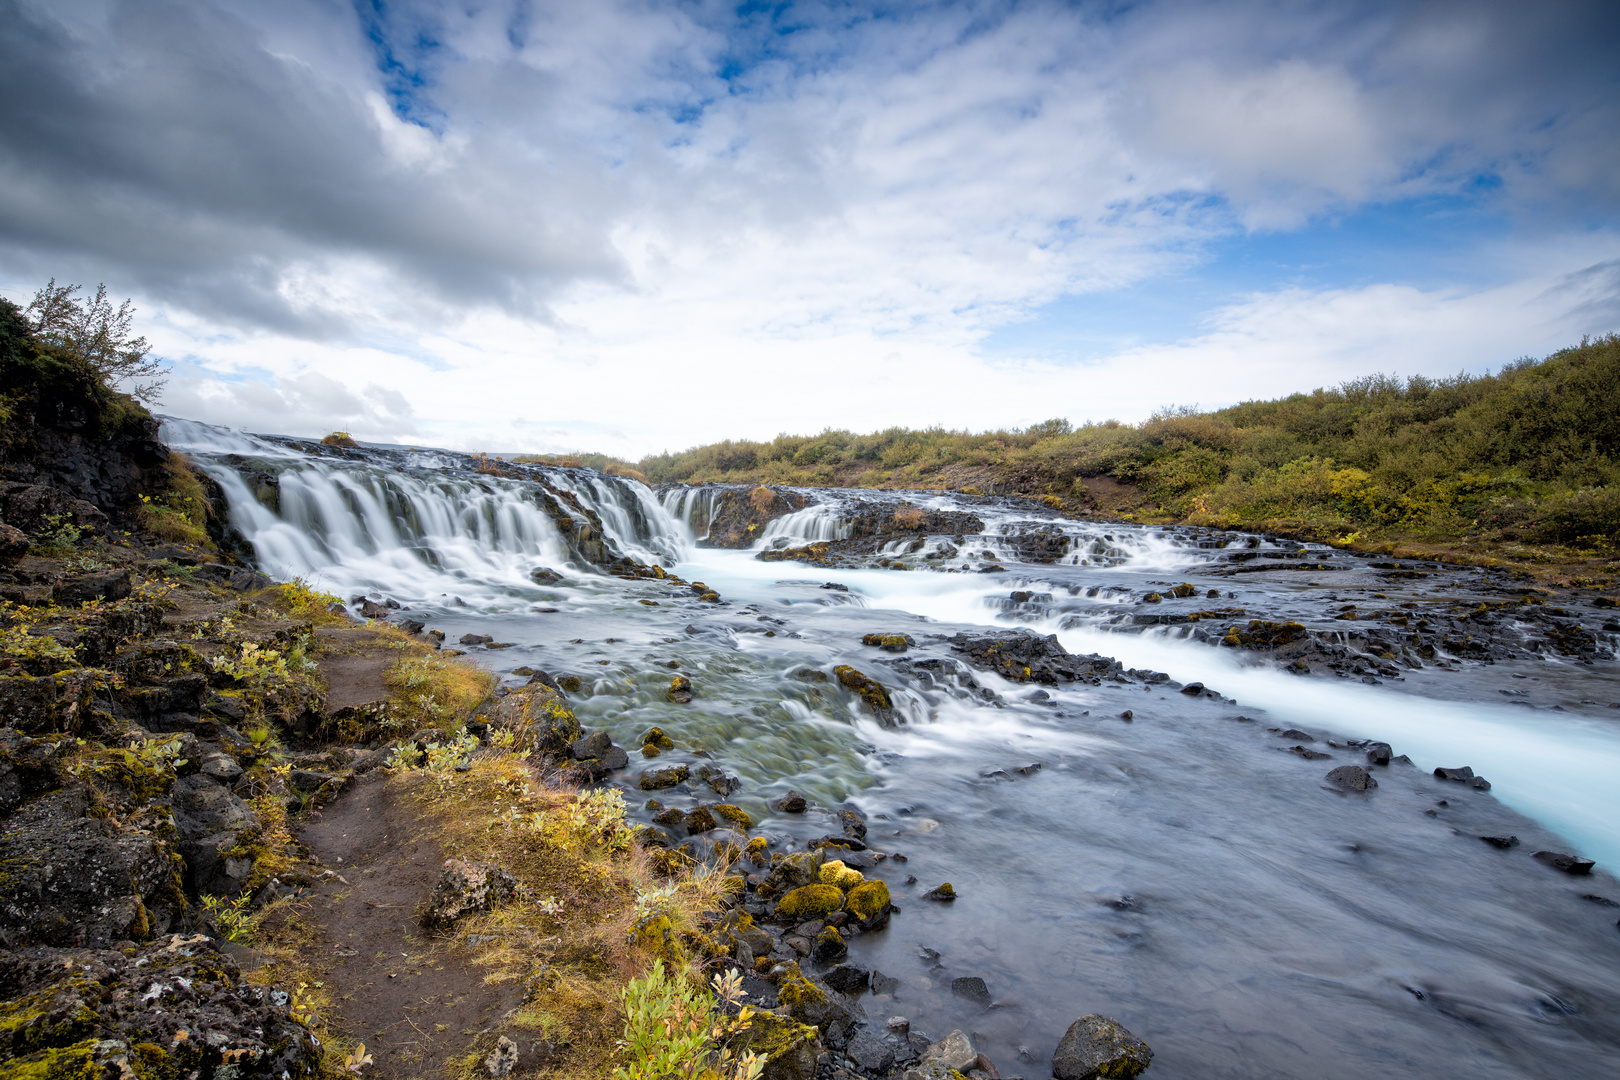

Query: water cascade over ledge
<box><xmin>165</xmin><ymin>418</ymin><xmax>1620</xmax><ymax>1080</ymax></box>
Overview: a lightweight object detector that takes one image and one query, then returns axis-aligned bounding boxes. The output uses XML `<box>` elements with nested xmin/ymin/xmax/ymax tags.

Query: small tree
<box><xmin>24</xmin><ymin>279</ymin><xmax>165</xmax><ymax>403</ymax></box>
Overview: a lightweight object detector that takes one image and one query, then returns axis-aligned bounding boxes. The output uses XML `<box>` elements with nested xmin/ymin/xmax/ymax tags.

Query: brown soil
<box><xmin>314</xmin><ymin>626</ymin><xmax>399</xmax><ymax>712</ymax></box>
<box><xmin>295</xmin><ymin>778</ymin><xmax>524</xmax><ymax>1080</ymax></box>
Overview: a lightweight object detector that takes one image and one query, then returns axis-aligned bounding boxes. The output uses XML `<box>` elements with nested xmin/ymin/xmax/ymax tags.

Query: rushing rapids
<box><xmin>165</xmin><ymin>418</ymin><xmax>1620</xmax><ymax>1080</ymax></box>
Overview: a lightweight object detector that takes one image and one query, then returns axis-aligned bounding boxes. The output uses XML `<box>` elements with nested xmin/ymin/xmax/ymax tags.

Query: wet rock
<box><xmin>1364</xmin><ymin>741</ymin><xmax>1393</xmax><ymax>765</ymax></box>
<box><xmin>924</xmin><ymin>882</ymin><xmax>957</xmax><ymax>902</ymax></box>
<box><xmin>571</xmin><ymin>730</ymin><xmax>612</xmax><ymax>760</ymax></box>
<box><xmin>1285</xmin><ymin>745</ymin><xmax>1332</xmax><ymax>760</ymax></box>
<box><xmin>639</xmin><ymin>764</ymin><xmax>691</xmax><ymax>790</ymax></box>
<box><xmin>529</xmin><ymin>566</ymin><xmax>564</xmax><ymax>585</ymax></box>
<box><xmin>951</xmin><ymin>976</ymin><xmax>992</xmax><ymax>1007</ymax></box>
<box><xmin>862</xmin><ymin>633</ymin><xmax>915</xmax><ymax>653</ymax></box>
<box><xmin>838</xmin><ymin>806</ymin><xmax>868</xmax><ymax>840</ymax></box>
<box><xmin>1480</xmin><ymin>835</ymin><xmax>1519</xmax><ymax>849</ymax></box>
<box><xmin>872</xmin><ymin>971</ymin><xmax>901</xmax><ymax>995</ymax></box>
<box><xmin>460</xmin><ymin>632</ymin><xmax>494</xmax><ymax>646</ymax></box>
<box><xmin>0</xmin><ymin>934</ymin><xmax>321</xmax><ymax>1079</ymax></box>
<box><xmin>1324</xmin><ymin>765</ymin><xmax>1377</xmax><ymax>791</ymax></box>
<box><xmin>812</xmin><ymin>925</ymin><xmax>848</xmax><ymax>963</ymax></box>
<box><xmin>1051</xmin><ymin>1014</ymin><xmax>1153</xmax><ymax>1080</ymax></box>
<box><xmin>1435</xmin><ymin>766</ymin><xmax>1475</xmax><ymax>782</ymax></box>
<box><xmin>847</xmin><ymin>1027</ymin><xmax>896</xmax><ymax>1072</ymax></box>
<box><xmin>685</xmin><ymin>806</ymin><xmax>718</xmax><ymax>834</ymax></box>
<box><xmin>771</xmin><ymin>789</ymin><xmax>809</xmax><ymax>813</ymax></box>
<box><xmin>834</xmin><ymin>665</ymin><xmax>897</xmax><ymax>725</ymax></box>
<box><xmin>949</xmin><ymin>630</ymin><xmax>1119</xmax><ymax>685</ymax></box>
<box><xmin>1533</xmin><ymin>851</ymin><xmax>1595</xmax><ymax>875</ymax></box>
<box><xmin>926</xmin><ymin>1030</ymin><xmax>978</xmax><ymax>1070</ymax></box>
<box><xmin>824</xmin><ymin>964</ymin><xmax>870</xmax><ymax>996</ymax></box>
<box><xmin>420</xmin><ymin>858</ymin><xmax>520</xmax><ymax>929</ymax></box>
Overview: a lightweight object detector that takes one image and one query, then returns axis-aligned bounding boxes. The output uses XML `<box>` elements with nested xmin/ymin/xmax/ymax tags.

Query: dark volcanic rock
<box><xmin>950</xmin><ymin>976</ymin><xmax>992</xmax><ymax>1007</ymax></box>
<box><xmin>1364</xmin><ymin>741</ymin><xmax>1394</xmax><ymax>765</ymax></box>
<box><xmin>948</xmin><ymin>630</ymin><xmax>1120</xmax><ymax>685</ymax></box>
<box><xmin>0</xmin><ymin>935</ymin><xmax>320</xmax><ymax>1079</ymax></box>
<box><xmin>1435</xmin><ymin>766</ymin><xmax>1475</xmax><ymax>782</ymax></box>
<box><xmin>1052</xmin><ymin>1014</ymin><xmax>1154</xmax><ymax>1080</ymax></box>
<box><xmin>1324</xmin><ymin>765</ymin><xmax>1377</xmax><ymax>791</ymax></box>
<box><xmin>420</xmin><ymin>858</ymin><xmax>520</xmax><ymax>929</ymax></box>
<box><xmin>771</xmin><ymin>790</ymin><xmax>809</xmax><ymax>813</ymax></box>
<box><xmin>1533</xmin><ymin>851</ymin><xmax>1595</xmax><ymax>875</ymax></box>
<box><xmin>824</xmin><ymin>964</ymin><xmax>870</xmax><ymax>996</ymax></box>
<box><xmin>0</xmin><ymin>787</ymin><xmax>184</xmax><ymax>948</ymax></box>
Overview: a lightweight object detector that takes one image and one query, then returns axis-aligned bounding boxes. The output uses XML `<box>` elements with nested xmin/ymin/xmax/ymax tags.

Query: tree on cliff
<box><xmin>23</xmin><ymin>279</ymin><xmax>165</xmax><ymax>404</ymax></box>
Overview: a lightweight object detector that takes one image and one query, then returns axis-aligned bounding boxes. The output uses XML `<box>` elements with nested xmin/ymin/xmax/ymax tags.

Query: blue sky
<box><xmin>0</xmin><ymin>0</ymin><xmax>1616</xmax><ymax>454</ymax></box>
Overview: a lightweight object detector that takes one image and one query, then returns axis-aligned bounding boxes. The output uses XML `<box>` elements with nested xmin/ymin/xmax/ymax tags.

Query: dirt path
<box><xmin>295</xmin><ymin>777</ymin><xmax>525</xmax><ymax>1080</ymax></box>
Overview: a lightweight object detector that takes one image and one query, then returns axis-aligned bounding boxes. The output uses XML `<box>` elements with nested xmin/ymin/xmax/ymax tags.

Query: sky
<box><xmin>1</xmin><ymin>0</ymin><xmax>1617</xmax><ymax>458</ymax></box>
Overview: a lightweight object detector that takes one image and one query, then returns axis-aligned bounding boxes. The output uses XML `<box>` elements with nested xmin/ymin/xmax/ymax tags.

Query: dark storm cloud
<box><xmin>0</xmin><ymin>0</ymin><xmax>1616</xmax><ymax>343</ymax></box>
<box><xmin>0</xmin><ymin>0</ymin><xmax>628</xmax><ymax>334</ymax></box>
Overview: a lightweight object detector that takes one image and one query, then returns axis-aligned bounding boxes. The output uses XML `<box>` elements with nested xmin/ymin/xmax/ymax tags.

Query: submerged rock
<box><xmin>1052</xmin><ymin>1014</ymin><xmax>1154</xmax><ymax>1080</ymax></box>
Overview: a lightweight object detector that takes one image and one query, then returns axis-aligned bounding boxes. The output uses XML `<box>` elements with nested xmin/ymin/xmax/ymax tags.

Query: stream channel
<box><xmin>165</xmin><ymin>418</ymin><xmax>1620</xmax><ymax>1080</ymax></box>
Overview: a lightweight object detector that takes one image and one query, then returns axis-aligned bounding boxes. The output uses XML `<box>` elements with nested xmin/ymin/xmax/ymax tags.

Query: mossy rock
<box><xmin>845</xmin><ymin>879</ymin><xmax>891</xmax><ymax>925</ymax></box>
<box><xmin>818</xmin><ymin>860</ymin><xmax>864</xmax><ymax>890</ymax></box>
<box><xmin>713</xmin><ymin>803</ymin><xmax>753</xmax><ymax>829</ymax></box>
<box><xmin>744</xmin><ymin>836</ymin><xmax>770</xmax><ymax>865</ymax></box>
<box><xmin>638</xmin><ymin>764</ymin><xmax>690</xmax><ymax>790</ymax></box>
<box><xmin>632</xmin><ymin>913</ymin><xmax>679</xmax><ymax>962</ymax></box>
<box><xmin>776</xmin><ymin>884</ymin><xmax>843</xmax><ymax>921</ymax></box>
<box><xmin>832</xmin><ymin>665</ymin><xmax>894</xmax><ymax>723</ymax></box>
<box><xmin>685</xmin><ymin>806</ymin><xmax>717</xmax><ymax>834</ymax></box>
<box><xmin>640</xmin><ymin>726</ymin><xmax>675</xmax><ymax>750</ymax></box>
<box><xmin>860</xmin><ymin>633</ymin><xmax>913</xmax><ymax>653</ymax></box>
<box><xmin>729</xmin><ymin>1008</ymin><xmax>820</xmax><ymax>1080</ymax></box>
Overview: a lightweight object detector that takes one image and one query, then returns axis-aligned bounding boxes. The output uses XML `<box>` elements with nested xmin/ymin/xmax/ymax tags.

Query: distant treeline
<box><xmin>631</xmin><ymin>335</ymin><xmax>1620</xmax><ymax>552</ymax></box>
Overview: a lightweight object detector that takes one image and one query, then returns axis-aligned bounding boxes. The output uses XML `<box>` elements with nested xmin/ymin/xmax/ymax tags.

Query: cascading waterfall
<box><xmin>164</xmin><ymin>420</ymin><xmax>694</xmax><ymax>606</ymax></box>
<box><xmin>156</xmin><ymin>418</ymin><xmax>1620</xmax><ymax>1080</ymax></box>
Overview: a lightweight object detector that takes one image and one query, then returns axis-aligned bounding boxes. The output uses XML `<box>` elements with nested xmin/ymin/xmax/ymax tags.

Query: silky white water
<box><xmin>165</xmin><ymin>420</ymin><xmax>1620</xmax><ymax>1079</ymax></box>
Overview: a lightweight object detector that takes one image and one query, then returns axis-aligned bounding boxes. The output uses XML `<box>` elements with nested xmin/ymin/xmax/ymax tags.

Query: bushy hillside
<box><xmin>638</xmin><ymin>335</ymin><xmax>1620</xmax><ymax>556</ymax></box>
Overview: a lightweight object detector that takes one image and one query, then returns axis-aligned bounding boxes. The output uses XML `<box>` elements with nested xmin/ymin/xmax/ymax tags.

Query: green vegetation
<box><xmin>635</xmin><ymin>336</ymin><xmax>1620</xmax><ymax>567</ymax></box>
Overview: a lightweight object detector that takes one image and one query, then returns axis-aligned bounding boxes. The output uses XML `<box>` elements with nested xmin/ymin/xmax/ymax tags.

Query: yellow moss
<box><xmin>818</xmin><ymin>860</ymin><xmax>864</xmax><ymax>890</ymax></box>
<box><xmin>775</xmin><ymin>964</ymin><xmax>827</xmax><ymax>1009</ymax></box>
<box><xmin>776</xmin><ymin>884</ymin><xmax>843</xmax><ymax>921</ymax></box>
<box><xmin>729</xmin><ymin>1008</ymin><xmax>820</xmax><ymax>1065</ymax></box>
<box><xmin>744</xmin><ymin>836</ymin><xmax>770</xmax><ymax>865</ymax></box>
<box><xmin>712</xmin><ymin>803</ymin><xmax>753</xmax><ymax>829</ymax></box>
<box><xmin>844</xmin><ymin>879</ymin><xmax>890</xmax><ymax>921</ymax></box>
<box><xmin>0</xmin><ymin>1040</ymin><xmax>102</xmax><ymax>1080</ymax></box>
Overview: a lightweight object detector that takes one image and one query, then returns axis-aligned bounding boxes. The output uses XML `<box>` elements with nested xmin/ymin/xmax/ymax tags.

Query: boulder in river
<box><xmin>1324</xmin><ymin>765</ymin><xmax>1377</xmax><ymax>791</ymax></box>
<box><xmin>833</xmin><ymin>665</ymin><xmax>896</xmax><ymax>725</ymax></box>
<box><xmin>1052</xmin><ymin>1014</ymin><xmax>1154</xmax><ymax>1080</ymax></box>
<box><xmin>1434</xmin><ymin>765</ymin><xmax>1475</xmax><ymax>782</ymax></box>
<box><xmin>771</xmin><ymin>789</ymin><xmax>809</xmax><ymax>813</ymax></box>
<box><xmin>1533</xmin><ymin>851</ymin><xmax>1595</xmax><ymax>874</ymax></box>
<box><xmin>1364</xmin><ymin>741</ymin><xmax>1394</xmax><ymax>765</ymax></box>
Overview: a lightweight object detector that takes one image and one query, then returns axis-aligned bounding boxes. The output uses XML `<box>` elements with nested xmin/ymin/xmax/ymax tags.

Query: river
<box><xmin>164</xmin><ymin>418</ymin><xmax>1620</xmax><ymax>1079</ymax></box>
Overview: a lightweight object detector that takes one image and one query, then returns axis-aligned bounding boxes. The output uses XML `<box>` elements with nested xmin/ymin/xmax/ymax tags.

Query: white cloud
<box><xmin>2</xmin><ymin>0</ymin><xmax>1617</xmax><ymax>456</ymax></box>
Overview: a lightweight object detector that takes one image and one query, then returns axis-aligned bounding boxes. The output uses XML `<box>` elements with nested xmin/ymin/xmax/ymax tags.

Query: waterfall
<box><xmin>162</xmin><ymin>420</ymin><xmax>692</xmax><ymax>608</ymax></box>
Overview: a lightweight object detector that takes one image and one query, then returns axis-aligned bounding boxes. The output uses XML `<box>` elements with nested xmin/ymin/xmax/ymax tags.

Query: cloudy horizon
<box><xmin>2</xmin><ymin>0</ymin><xmax>1617</xmax><ymax>458</ymax></box>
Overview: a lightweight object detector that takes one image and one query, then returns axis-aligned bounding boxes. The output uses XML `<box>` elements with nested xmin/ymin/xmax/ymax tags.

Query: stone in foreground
<box><xmin>1052</xmin><ymin>1014</ymin><xmax>1154</xmax><ymax>1080</ymax></box>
